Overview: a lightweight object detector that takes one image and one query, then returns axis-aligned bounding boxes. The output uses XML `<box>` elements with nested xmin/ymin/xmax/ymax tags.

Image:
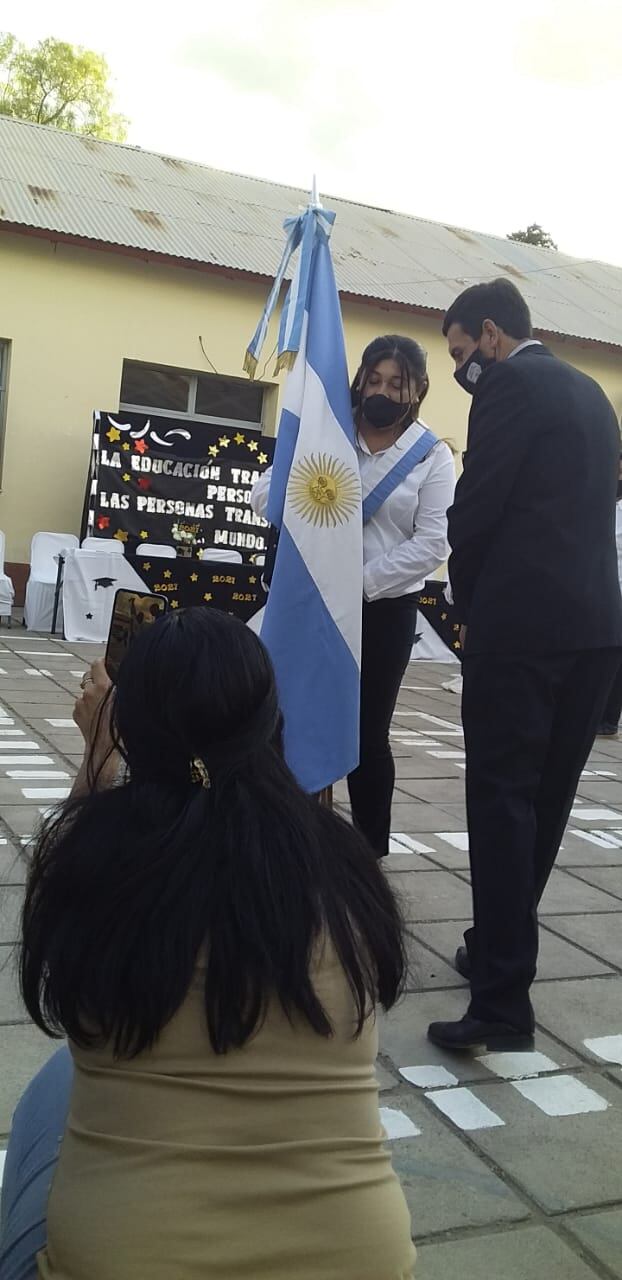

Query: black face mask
<box><xmin>362</xmin><ymin>394</ymin><xmax>410</xmax><ymax>430</ymax></box>
<box><xmin>454</xmin><ymin>348</ymin><xmax>495</xmax><ymax>395</ymax></box>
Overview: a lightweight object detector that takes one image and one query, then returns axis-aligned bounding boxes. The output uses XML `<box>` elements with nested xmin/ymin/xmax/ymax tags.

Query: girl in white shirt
<box><xmin>252</xmin><ymin>334</ymin><xmax>455</xmax><ymax>855</ymax></box>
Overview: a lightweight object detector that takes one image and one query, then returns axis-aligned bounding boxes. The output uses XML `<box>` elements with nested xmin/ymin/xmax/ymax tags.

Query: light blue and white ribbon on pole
<box><xmin>245</xmin><ymin>203</ymin><xmax>363</xmax><ymax>793</ymax></box>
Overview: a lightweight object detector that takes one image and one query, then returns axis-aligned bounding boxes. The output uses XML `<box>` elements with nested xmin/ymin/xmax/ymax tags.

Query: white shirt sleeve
<box><xmin>362</xmin><ymin>446</ymin><xmax>456</xmax><ymax>602</ymax></box>
<box><xmin>250</xmin><ymin>467</ymin><xmax>272</xmax><ymax>518</ymax></box>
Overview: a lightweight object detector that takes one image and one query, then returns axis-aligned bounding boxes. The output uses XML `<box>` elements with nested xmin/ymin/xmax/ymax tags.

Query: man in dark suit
<box><xmin>428</xmin><ymin>278</ymin><xmax>622</xmax><ymax>1052</ymax></box>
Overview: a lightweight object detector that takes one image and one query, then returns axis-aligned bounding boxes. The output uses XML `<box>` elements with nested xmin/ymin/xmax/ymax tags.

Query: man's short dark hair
<box><xmin>442</xmin><ymin>278</ymin><xmax>533</xmax><ymax>341</ymax></box>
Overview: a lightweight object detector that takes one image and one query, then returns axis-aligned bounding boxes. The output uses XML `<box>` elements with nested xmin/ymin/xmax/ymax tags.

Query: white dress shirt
<box><xmin>250</xmin><ymin>421</ymin><xmax>456</xmax><ymax>602</ymax></box>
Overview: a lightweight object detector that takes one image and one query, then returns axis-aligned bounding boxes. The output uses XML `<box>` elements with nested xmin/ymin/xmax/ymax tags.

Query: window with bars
<box><xmin>119</xmin><ymin>360</ymin><xmax>265</xmax><ymax>430</ymax></box>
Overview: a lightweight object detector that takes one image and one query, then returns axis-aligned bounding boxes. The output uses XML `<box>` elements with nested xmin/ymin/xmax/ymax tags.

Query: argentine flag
<box><xmin>245</xmin><ymin>206</ymin><xmax>362</xmax><ymax>793</ymax></box>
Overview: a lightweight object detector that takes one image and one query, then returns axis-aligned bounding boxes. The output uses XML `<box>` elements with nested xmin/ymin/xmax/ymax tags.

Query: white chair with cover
<box><xmin>81</xmin><ymin>537</ymin><xmax>125</xmax><ymax>555</ymax></box>
<box><xmin>24</xmin><ymin>532</ymin><xmax>79</xmax><ymax>632</ymax></box>
<box><xmin>62</xmin><ymin>548</ymin><xmax>151</xmax><ymax>644</ymax></box>
<box><xmin>198</xmin><ymin>548</ymin><xmax>243</xmax><ymax>564</ymax></box>
<box><xmin>136</xmin><ymin>544</ymin><xmax>177</xmax><ymax>560</ymax></box>
<box><xmin>0</xmin><ymin>531</ymin><xmax>15</xmax><ymax>625</ymax></box>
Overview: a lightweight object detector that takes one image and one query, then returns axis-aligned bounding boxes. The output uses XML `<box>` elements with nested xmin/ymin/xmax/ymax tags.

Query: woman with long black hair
<box><xmin>0</xmin><ymin>608</ymin><xmax>414</xmax><ymax>1280</ymax></box>
<box><xmin>252</xmin><ymin>334</ymin><xmax>455</xmax><ymax>856</ymax></box>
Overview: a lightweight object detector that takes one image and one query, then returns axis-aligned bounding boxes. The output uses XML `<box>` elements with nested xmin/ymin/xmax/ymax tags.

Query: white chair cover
<box><xmin>199</xmin><ymin>547</ymin><xmax>243</xmax><ymax>563</ymax></box>
<box><xmin>62</xmin><ymin>549</ymin><xmax>149</xmax><ymax>643</ymax></box>
<box><xmin>136</xmin><ymin>543</ymin><xmax>177</xmax><ymax>560</ymax></box>
<box><xmin>24</xmin><ymin>532</ymin><xmax>79</xmax><ymax>632</ymax></box>
<box><xmin>81</xmin><ymin>537</ymin><xmax>125</xmax><ymax>555</ymax></box>
<box><xmin>0</xmin><ymin>531</ymin><xmax>14</xmax><ymax>619</ymax></box>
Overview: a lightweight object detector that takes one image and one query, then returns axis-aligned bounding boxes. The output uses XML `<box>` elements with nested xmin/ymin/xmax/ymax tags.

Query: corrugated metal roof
<box><xmin>1</xmin><ymin>115</ymin><xmax>621</xmax><ymax>349</ymax></box>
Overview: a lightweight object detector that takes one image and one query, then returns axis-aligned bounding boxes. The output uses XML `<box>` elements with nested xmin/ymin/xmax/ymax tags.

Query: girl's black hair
<box><xmin>20</xmin><ymin>608</ymin><xmax>406</xmax><ymax>1058</ymax></box>
<box><xmin>351</xmin><ymin>334</ymin><xmax>430</xmax><ymax>425</ymax></box>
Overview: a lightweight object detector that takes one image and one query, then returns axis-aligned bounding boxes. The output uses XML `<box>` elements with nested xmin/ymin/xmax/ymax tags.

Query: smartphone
<box><xmin>105</xmin><ymin>589</ymin><xmax>168</xmax><ymax>682</ymax></box>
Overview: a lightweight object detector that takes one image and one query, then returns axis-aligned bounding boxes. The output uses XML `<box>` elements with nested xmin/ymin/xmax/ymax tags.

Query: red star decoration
<box><xmin>134</xmin><ymin>439</ymin><xmax>149</xmax><ymax>455</ymax></box>
<box><xmin>137</xmin><ymin>477</ymin><xmax>151</xmax><ymax>491</ymax></box>
<box><xmin>97</xmin><ymin>515</ymin><xmax>111</xmax><ymax>530</ymax></box>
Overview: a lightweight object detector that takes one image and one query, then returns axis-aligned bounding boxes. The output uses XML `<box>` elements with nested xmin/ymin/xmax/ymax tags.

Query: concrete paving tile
<box><xmin>413</xmin><ymin>918</ymin><xmax>615</xmax><ymax>981</ymax></box>
<box><xmin>467</xmin><ymin>1072</ymin><xmax>622</xmax><ymax>1211</ymax></box>
<box><xmin>540</xmin><ymin>869</ymin><xmax>622</xmax><ymax>914</ymax></box>
<box><xmin>375</xmin><ymin>1061</ymin><xmax>399</xmax><ymax>1092</ymax></box>
<box><xmin>533</xmin><ymin>977</ymin><xmax>622</xmax><ymax>1056</ymax></box>
<box><xmin>0</xmin><ymin>886</ymin><xmax>23</xmax><ymax>943</ymax></box>
<box><xmin>390</xmin><ymin>803</ymin><xmax>468</xmax><ymax>832</ymax></box>
<box><xmin>557</xmin><ymin>831</ymin><xmax>622</xmax><ymax>867</ymax></box>
<box><xmin>382</xmin><ymin>1091</ymin><xmax>528</xmax><ymax>1237</ymax></box>
<box><xmin>0</xmin><ymin>843</ymin><xmax>27</xmax><ymax>885</ymax></box>
<box><xmin>1</xmin><ymin>806</ymin><xmax>44</xmax><ymax>838</ymax></box>
<box><xmin>415</xmin><ymin>1226</ymin><xmax>604</xmax><ymax>1280</ymax></box>
<box><xmin>392</xmin><ymin>777</ymin><xmax>466</xmax><ymax>804</ymax></box>
<box><xmin>565</xmin><ymin>1209</ymin><xmax>622</xmax><ymax>1279</ymax></box>
<box><xmin>564</xmin><ymin>867</ymin><xmax>622</xmax><ymax>901</ymax></box>
<box><xmin>404</xmin><ymin>935</ymin><xmax>466</xmax><ymax>992</ymax></box>
<box><xmin>1</xmin><ymin>689</ymin><xmax>74</xmax><ymax>705</ymax></box>
<box><xmin>394</xmin><ymin>759</ymin><xmax>460</xmax><ymax>779</ymax></box>
<box><xmin>378</xmin><ymin>991</ymin><xmax>578</xmax><ymax>1085</ymax></box>
<box><xmin>389</xmin><ymin>870</ymin><xmax>474</xmax><ymax>922</ymax></box>
<box><xmin>576</xmin><ymin>779</ymin><xmax>622</xmax><ymax>804</ymax></box>
<box><xmin>0</xmin><ymin>1026</ymin><xmax>62</xmax><ymax>1136</ymax></box>
<box><xmin>543</xmin><ymin>915</ymin><xmax>622</xmax><ymax>970</ymax></box>
<box><xmin>0</xmin><ymin>942</ymin><xmax>27</xmax><ymax>1022</ymax></box>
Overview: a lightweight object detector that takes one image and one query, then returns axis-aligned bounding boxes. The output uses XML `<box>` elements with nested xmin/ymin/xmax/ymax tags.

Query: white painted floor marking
<box><xmin>453</xmin><ymin>763</ymin><xmax>466</xmax><ymax>770</ymax></box>
<box><xmin>402</xmin><ymin>686</ymin><xmax>437</xmax><ymax>692</ymax></box>
<box><xmin>0</xmin><ymin>756</ymin><xmax>54</xmax><ymax>767</ymax></box>
<box><xmin>570</xmin><ymin>807</ymin><xmax>622</xmax><ymax>821</ymax></box>
<box><xmin>415</xmin><ymin>713</ymin><xmax>462</xmax><ymax>731</ymax></box>
<box><xmin>436</xmin><ymin>832</ymin><xmax>469</xmax><ymax>850</ymax></box>
<box><xmin>12</xmin><ymin>651</ymin><xmax>72</xmax><ymax>658</ymax></box>
<box><xmin>513</xmin><ymin>1075</ymin><xmax>609</xmax><ymax>1116</ymax></box>
<box><xmin>583</xmin><ymin>1036</ymin><xmax>622</xmax><ymax>1066</ymax></box>
<box><xmin>0</xmin><ymin>742</ymin><xmax>40</xmax><ymax>751</ymax></box>
<box><xmin>0</xmin><ymin>728</ymin><xmax>20</xmax><ymax>734</ymax></box>
<box><xmin>477</xmin><ymin>1051</ymin><xmax>559</xmax><ymax>1080</ymax></box>
<box><xmin>21</xmin><ymin>787</ymin><xmax>71</xmax><ymax>800</ymax></box>
<box><xmin>570</xmin><ymin>829</ymin><xmax>622</xmax><ymax>849</ymax></box>
<box><xmin>391</xmin><ymin>834</ymin><xmax>435</xmax><ymax>854</ymax></box>
<box><xmin>379</xmin><ymin>1108</ymin><xmax>421</xmax><ymax>1140</ymax></box>
<box><xmin>400</xmin><ymin>1065</ymin><xmax>458</xmax><ymax>1089</ymax></box>
<box><xmin>425</xmin><ymin>1087</ymin><xmax>504</xmax><ymax>1131</ymax></box>
<box><xmin>594</xmin><ymin>771</ymin><xmax>618</xmax><ymax>779</ymax></box>
<box><xmin>8</xmin><ymin>770</ymin><xmax>70</xmax><ymax>781</ymax></box>
<box><xmin>45</xmin><ymin>719</ymin><xmax>77</xmax><ymax>729</ymax></box>
<box><xmin>428</xmin><ymin>750</ymin><xmax>465</xmax><ymax>759</ymax></box>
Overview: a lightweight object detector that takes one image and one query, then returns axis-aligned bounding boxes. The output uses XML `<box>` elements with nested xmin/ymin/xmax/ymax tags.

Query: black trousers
<box><xmin>347</xmin><ymin>596</ymin><xmax>418</xmax><ymax>857</ymax></box>
<box><xmin>601</xmin><ymin>659</ymin><xmax>622</xmax><ymax>730</ymax></box>
<box><xmin>462</xmin><ymin>648</ymin><xmax>622</xmax><ymax>1033</ymax></box>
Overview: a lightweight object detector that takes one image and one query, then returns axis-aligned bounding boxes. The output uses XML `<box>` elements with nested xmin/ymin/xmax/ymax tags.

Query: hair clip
<box><xmin>190</xmin><ymin>757</ymin><xmax>211</xmax><ymax>789</ymax></box>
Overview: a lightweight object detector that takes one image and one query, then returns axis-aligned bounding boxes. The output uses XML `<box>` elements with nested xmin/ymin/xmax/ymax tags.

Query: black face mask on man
<box><xmin>454</xmin><ymin>348</ymin><xmax>495</xmax><ymax>395</ymax></box>
<box><xmin>361</xmin><ymin>394</ymin><xmax>411</xmax><ymax>430</ymax></box>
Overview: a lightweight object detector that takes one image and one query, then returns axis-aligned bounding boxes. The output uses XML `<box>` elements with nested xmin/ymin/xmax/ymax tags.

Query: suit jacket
<box><xmin>448</xmin><ymin>344</ymin><xmax>622</xmax><ymax>655</ymax></box>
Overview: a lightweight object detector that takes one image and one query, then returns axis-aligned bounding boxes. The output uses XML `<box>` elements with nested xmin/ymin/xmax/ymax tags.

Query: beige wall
<box><xmin>1</xmin><ymin>230</ymin><xmax>621</xmax><ymax>564</ymax></box>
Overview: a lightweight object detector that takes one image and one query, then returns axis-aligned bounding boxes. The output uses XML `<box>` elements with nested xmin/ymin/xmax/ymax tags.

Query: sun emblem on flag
<box><xmin>288</xmin><ymin>453</ymin><xmax>360</xmax><ymax>528</ymax></box>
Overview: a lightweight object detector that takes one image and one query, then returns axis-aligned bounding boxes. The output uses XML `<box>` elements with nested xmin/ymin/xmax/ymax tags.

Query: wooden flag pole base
<box><xmin>317</xmin><ymin>786</ymin><xmax>333</xmax><ymax>808</ymax></box>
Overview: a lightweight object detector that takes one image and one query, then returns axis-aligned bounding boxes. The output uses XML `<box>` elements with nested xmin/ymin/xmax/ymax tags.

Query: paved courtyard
<box><xmin>1</xmin><ymin>632</ymin><xmax>621</xmax><ymax>1277</ymax></box>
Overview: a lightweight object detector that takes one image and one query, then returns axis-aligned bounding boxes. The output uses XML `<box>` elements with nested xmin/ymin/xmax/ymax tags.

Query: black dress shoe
<box><xmin>455</xmin><ymin>946</ymin><xmax>471</xmax><ymax>980</ymax></box>
<box><xmin>427</xmin><ymin>1015</ymin><xmax>535</xmax><ymax>1052</ymax></box>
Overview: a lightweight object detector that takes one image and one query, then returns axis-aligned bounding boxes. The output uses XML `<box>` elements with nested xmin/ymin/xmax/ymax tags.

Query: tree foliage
<box><xmin>0</xmin><ymin>33</ymin><xmax>128</xmax><ymax>141</ymax></box>
<box><xmin>508</xmin><ymin>223</ymin><xmax>558</xmax><ymax>251</ymax></box>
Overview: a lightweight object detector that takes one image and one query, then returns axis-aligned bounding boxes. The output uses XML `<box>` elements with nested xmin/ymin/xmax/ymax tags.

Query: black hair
<box><xmin>442</xmin><ymin>278</ymin><xmax>533</xmax><ymax>341</ymax></box>
<box><xmin>20</xmin><ymin>608</ymin><xmax>406</xmax><ymax>1058</ymax></box>
<box><xmin>351</xmin><ymin>334</ymin><xmax>429</xmax><ymax>424</ymax></box>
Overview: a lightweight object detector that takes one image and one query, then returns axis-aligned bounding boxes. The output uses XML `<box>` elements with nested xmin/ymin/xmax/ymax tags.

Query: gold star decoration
<box><xmin>114</xmin><ymin>529</ymin><xmax>128</xmax><ymax>543</ymax></box>
<box><xmin>209</xmin><ymin>445</ymin><xmax>219</xmax><ymax>458</ymax></box>
<box><xmin>249</xmin><ymin>575</ymin><xmax>257</xmax><ymax>584</ymax></box>
<box><xmin>190</xmin><ymin>572</ymin><xmax>199</xmax><ymax>583</ymax></box>
<box><xmin>453</xmin><ymin>641</ymin><xmax>461</xmax><ymax>649</ymax></box>
<box><xmin>441</xmin><ymin>612</ymin><xmax>447</xmax><ymax>621</ymax></box>
<box><xmin>122</xmin><ymin>473</ymin><xmax>131</xmax><ymax>483</ymax></box>
<box><xmin>106</xmin><ymin>426</ymin><xmax>121</xmax><ymax>443</ymax></box>
<box><xmin>234</xmin><ymin>432</ymin><xmax>245</xmax><ymax>446</ymax></box>
<box><xmin>139</xmin><ymin>530</ymin><xmax>149</xmax><ymax>541</ymax></box>
<box><xmin>163</xmin><ymin>569</ymin><xmax>172</xmax><ymax>580</ymax></box>
<box><xmin>218</xmin><ymin>435</ymin><xmax>231</xmax><ymax>448</ymax></box>
<box><xmin>247</xmin><ymin>440</ymin><xmax>258</xmax><ymax>452</ymax></box>
<box><xmin>170</xmin><ymin>600</ymin><xmax>179</xmax><ymax>609</ymax></box>
<box><xmin>258</xmin><ymin>452</ymin><xmax>268</xmax><ymax>465</ymax></box>
<box><xmin>122</xmin><ymin>442</ymin><xmax>131</xmax><ymax>452</ymax></box>
<box><xmin>203</xmin><ymin>591</ymin><xmax>213</xmax><ymax>602</ymax></box>
<box><xmin>142</xmin><ymin>562</ymin><xmax>151</xmax><ymax>571</ymax></box>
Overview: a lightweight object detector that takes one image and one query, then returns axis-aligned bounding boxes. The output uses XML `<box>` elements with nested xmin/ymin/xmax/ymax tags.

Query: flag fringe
<box><xmin>274</xmin><ymin>349</ymin><xmax>297</xmax><ymax>376</ymax></box>
<box><xmin>243</xmin><ymin>350</ymin><xmax>258</xmax><ymax>379</ymax></box>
